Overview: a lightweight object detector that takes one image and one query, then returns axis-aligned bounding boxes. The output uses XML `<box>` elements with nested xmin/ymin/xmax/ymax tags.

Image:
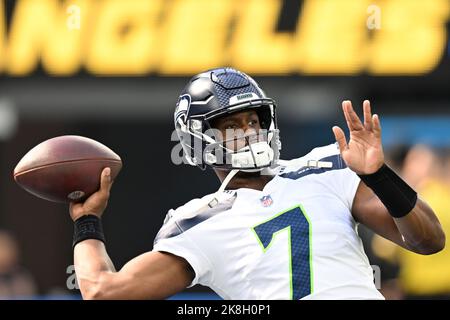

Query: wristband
<box><xmin>73</xmin><ymin>215</ymin><xmax>106</xmax><ymax>249</ymax></box>
<box><xmin>358</xmin><ymin>164</ymin><xmax>417</xmax><ymax>218</ymax></box>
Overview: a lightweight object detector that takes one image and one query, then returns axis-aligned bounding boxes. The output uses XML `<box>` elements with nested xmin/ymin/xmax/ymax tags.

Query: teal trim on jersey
<box><xmin>300</xmin><ymin>204</ymin><xmax>314</xmax><ymax>294</ymax></box>
<box><xmin>252</xmin><ymin>204</ymin><xmax>313</xmax><ymax>299</ymax></box>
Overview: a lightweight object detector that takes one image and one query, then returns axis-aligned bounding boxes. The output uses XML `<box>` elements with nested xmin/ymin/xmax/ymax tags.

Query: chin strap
<box><xmin>176</xmin><ymin>169</ymin><xmax>240</xmax><ymax>219</ymax></box>
<box><xmin>207</xmin><ymin>169</ymin><xmax>239</xmax><ymax>208</ymax></box>
<box><xmin>218</xmin><ymin>169</ymin><xmax>240</xmax><ymax>193</ymax></box>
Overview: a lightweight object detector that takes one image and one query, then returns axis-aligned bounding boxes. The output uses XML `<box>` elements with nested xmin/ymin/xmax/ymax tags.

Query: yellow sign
<box><xmin>0</xmin><ymin>0</ymin><xmax>448</xmax><ymax>76</ymax></box>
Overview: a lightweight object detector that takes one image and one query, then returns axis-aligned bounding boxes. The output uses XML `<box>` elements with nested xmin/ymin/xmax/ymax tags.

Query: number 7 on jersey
<box><xmin>252</xmin><ymin>205</ymin><xmax>313</xmax><ymax>299</ymax></box>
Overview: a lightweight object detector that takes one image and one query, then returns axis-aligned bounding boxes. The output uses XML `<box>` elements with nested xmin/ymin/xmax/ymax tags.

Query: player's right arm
<box><xmin>74</xmin><ymin>241</ymin><xmax>193</xmax><ymax>299</ymax></box>
<box><xmin>70</xmin><ymin>168</ymin><xmax>194</xmax><ymax>299</ymax></box>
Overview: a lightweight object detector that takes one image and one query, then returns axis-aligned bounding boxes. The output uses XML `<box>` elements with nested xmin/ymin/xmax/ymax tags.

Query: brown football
<box><xmin>13</xmin><ymin>135</ymin><xmax>122</xmax><ymax>203</ymax></box>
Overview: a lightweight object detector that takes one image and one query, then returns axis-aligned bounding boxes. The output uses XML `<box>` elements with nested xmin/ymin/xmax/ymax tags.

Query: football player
<box><xmin>70</xmin><ymin>68</ymin><xmax>445</xmax><ymax>299</ymax></box>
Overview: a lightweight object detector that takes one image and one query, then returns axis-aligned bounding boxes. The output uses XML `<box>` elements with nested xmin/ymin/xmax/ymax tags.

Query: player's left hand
<box><xmin>332</xmin><ymin>100</ymin><xmax>384</xmax><ymax>175</ymax></box>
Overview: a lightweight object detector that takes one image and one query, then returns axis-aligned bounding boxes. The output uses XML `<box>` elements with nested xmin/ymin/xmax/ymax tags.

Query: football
<box><xmin>13</xmin><ymin>135</ymin><xmax>122</xmax><ymax>203</ymax></box>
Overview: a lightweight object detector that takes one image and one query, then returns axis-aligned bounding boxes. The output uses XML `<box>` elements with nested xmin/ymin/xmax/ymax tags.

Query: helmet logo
<box><xmin>174</xmin><ymin>94</ymin><xmax>191</xmax><ymax>124</ymax></box>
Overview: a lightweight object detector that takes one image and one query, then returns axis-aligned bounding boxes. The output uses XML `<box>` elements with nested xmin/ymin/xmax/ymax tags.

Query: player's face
<box><xmin>210</xmin><ymin>110</ymin><xmax>262</xmax><ymax>151</ymax></box>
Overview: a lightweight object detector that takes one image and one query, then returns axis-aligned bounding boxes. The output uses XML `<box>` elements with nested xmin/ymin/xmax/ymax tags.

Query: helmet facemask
<box><xmin>176</xmin><ymin>103</ymin><xmax>281</xmax><ymax>171</ymax></box>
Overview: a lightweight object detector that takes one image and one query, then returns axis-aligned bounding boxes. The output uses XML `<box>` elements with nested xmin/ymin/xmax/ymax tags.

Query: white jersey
<box><xmin>153</xmin><ymin>144</ymin><xmax>384</xmax><ymax>300</ymax></box>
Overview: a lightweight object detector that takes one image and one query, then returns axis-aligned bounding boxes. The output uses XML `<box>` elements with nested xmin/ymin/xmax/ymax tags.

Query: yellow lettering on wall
<box><xmin>0</xmin><ymin>1</ymin><xmax>5</xmax><ymax>72</ymax></box>
<box><xmin>293</xmin><ymin>0</ymin><xmax>370</xmax><ymax>74</ymax></box>
<box><xmin>1</xmin><ymin>0</ymin><xmax>449</xmax><ymax>76</ymax></box>
<box><xmin>158</xmin><ymin>0</ymin><xmax>233</xmax><ymax>74</ymax></box>
<box><xmin>6</xmin><ymin>0</ymin><xmax>86</xmax><ymax>75</ymax></box>
<box><xmin>230</xmin><ymin>0</ymin><xmax>292</xmax><ymax>75</ymax></box>
<box><xmin>369</xmin><ymin>0</ymin><xmax>450</xmax><ymax>74</ymax></box>
<box><xmin>86</xmin><ymin>0</ymin><xmax>162</xmax><ymax>75</ymax></box>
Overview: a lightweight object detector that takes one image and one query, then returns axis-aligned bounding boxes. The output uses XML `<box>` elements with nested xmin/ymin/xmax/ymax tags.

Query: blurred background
<box><xmin>0</xmin><ymin>0</ymin><xmax>449</xmax><ymax>299</ymax></box>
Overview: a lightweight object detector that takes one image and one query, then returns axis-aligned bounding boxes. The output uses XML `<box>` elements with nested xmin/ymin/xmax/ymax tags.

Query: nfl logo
<box><xmin>260</xmin><ymin>195</ymin><xmax>273</xmax><ymax>207</ymax></box>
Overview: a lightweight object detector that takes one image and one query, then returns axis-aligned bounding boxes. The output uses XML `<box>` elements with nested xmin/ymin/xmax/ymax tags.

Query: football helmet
<box><xmin>174</xmin><ymin>67</ymin><xmax>281</xmax><ymax>171</ymax></box>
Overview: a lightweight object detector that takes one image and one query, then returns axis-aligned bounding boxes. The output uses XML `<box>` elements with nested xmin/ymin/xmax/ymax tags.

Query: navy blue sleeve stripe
<box><xmin>280</xmin><ymin>154</ymin><xmax>346</xmax><ymax>180</ymax></box>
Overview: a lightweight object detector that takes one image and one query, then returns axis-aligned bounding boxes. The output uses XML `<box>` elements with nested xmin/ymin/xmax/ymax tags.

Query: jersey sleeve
<box><xmin>313</xmin><ymin>144</ymin><xmax>361</xmax><ymax>210</ymax></box>
<box><xmin>334</xmin><ymin>167</ymin><xmax>361</xmax><ymax>210</ymax></box>
<box><xmin>312</xmin><ymin>144</ymin><xmax>361</xmax><ymax>210</ymax></box>
<box><xmin>152</xmin><ymin>208</ymin><xmax>213</xmax><ymax>288</ymax></box>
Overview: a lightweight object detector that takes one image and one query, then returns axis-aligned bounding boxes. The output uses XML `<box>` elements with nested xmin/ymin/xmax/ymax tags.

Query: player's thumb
<box><xmin>100</xmin><ymin>167</ymin><xmax>113</xmax><ymax>194</ymax></box>
<box><xmin>332</xmin><ymin>126</ymin><xmax>347</xmax><ymax>154</ymax></box>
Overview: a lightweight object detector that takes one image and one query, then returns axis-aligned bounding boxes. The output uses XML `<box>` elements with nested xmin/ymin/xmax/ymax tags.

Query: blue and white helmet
<box><xmin>174</xmin><ymin>67</ymin><xmax>281</xmax><ymax>171</ymax></box>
